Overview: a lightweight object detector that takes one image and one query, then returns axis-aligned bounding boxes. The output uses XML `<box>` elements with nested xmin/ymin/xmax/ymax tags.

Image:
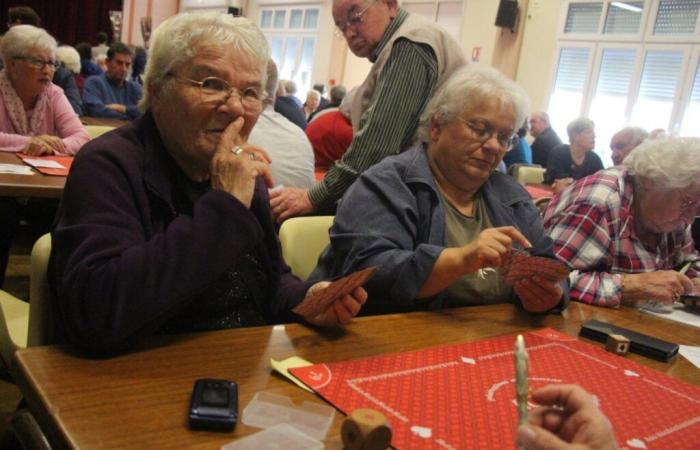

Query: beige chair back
<box><xmin>0</xmin><ymin>234</ymin><xmax>52</xmax><ymax>370</ymax></box>
<box><xmin>86</xmin><ymin>125</ymin><xmax>115</xmax><ymax>139</ymax></box>
<box><xmin>28</xmin><ymin>234</ymin><xmax>51</xmax><ymax>347</ymax></box>
<box><xmin>515</xmin><ymin>166</ymin><xmax>546</xmax><ymax>185</ymax></box>
<box><xmin>279</xmin><ymin>216</ymin><xmax>334</xmax><ymax>280</ymax></box>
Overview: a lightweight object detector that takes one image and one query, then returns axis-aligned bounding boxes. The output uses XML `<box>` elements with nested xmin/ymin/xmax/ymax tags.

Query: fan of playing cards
<box><xmin>501</xmin><ymin>249</ymin><xmax>570</xmax><ymax>285</ymax></box>
<box><xmin>292</xmin><ymin>267</ymin><xmax>378</xmax><ymax>318</ymax></box>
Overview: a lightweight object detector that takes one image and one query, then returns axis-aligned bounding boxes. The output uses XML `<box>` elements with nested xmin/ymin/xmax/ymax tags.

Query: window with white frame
<box><xmin>549</xmin><ymin>0</ymin><xmax>700</xmax><ymax>166</ymax></box>
<box><xmin>259</xmin><ymin>5</ymin><xmax>321</xmax><ymax>100</ymax></box>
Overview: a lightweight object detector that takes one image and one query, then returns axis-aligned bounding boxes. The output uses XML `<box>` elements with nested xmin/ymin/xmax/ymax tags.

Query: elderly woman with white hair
<box><xmin>302</xmin><ymin>88</ymin><xmax>321</xmax><ymax>121</ymax></box>
<box><xmin>311</xmin><ymin>66</ymin><xmax>569</xmax><ymax>314</ymax></box>
<box><xmin>50</xmin><ymin>12</ymin><xmax>366</xmax><ymax>356</ymax></box>
<box><xmin>544</xmin><ymin>137</ymin><xmax>700</xmax><ymax>308</ymax></box>
<box><xmin>0</xmin><ymin>25</ymin><xmax>89</xmax><ymax>154</ymax></box>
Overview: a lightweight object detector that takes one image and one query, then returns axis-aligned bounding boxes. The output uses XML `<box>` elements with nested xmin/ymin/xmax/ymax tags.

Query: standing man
<box><xmin>529</xmin><ymin>111</ymin><xmax>561</xmax><ymax>167</ymax></box>
<box><xmin>83</xmin><ymin>42</ymin><xmax>143</xmax><ymax>120</ymax></box>
<box><xmin>270</xmin><ymin>0</ymin><xmax>466</xmax><ymax>220</ymax></box>
<box><xmin>609</xmin><ymin>126</ymin><xmax>647</xmax><ymax>166</ymax></box>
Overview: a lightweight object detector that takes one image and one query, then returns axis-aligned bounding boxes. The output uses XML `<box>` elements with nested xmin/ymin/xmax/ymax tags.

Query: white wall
<box><xmin>515</xmin><ymin>0</ymin><xmax>563</xmax><ymax>111</ymax></box>
<box><xmin>121</xmin><ymin>0</ymin><xmax>179</xmax><ymax>47</ymax></box>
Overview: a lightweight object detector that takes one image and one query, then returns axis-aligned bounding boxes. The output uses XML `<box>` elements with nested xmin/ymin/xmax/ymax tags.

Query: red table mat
<box><xmin>18</xmin><ymin>154</ymin><xmax>73</xmax><ymax>176</ymax></box>
<box><xmin>291</xmin><ymin>328</ymin><xmax>700</xmax><ymax>449</ymax></box>
<box><xmin>524</xmin><ymin>185</ymin><xmax>553</xmax><ymax>199</ymax></box>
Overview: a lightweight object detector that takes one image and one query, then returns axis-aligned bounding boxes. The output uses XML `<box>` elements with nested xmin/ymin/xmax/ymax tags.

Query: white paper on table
<box><xmin>0</xmin><ymin>163</ymin><xmax>34</xmax><ymax>175</ymax></box>
<box><xmin>679</xmin><ymin>345</ymin><xmax>700</xmax><ymax>370</ymax></box>
<box><xmin>640</xmin><ymin>303</ymin><xmax>700</xmax><ymax>329</ymax></box>
<box><xmin>22</xmin><ymin>158</ymin><xmax>65</xmax><ymax>169</ymax></box>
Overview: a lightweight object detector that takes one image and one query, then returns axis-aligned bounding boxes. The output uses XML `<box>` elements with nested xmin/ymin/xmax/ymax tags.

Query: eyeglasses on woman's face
<box><xmin>178</xmin><ymin>76</ymin><xmax>264</xmax><ymax>109</ymax></box>
<box><xmin>455</xmin><ymin>117</ymin><xmax>517</xmax><ymax>151</ymax></box>
<box><xmin>14</xmin><ymin>55</ymin><xmax>60</xmax><ymax>70</ymax></box>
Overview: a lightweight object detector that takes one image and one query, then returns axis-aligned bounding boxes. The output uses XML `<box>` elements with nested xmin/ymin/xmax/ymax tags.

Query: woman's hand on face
<box><xmin>514</xmin><ymin>275</ymin><xmax>563</xmax><ymax>312</ymax></box>
<box><xmin>23</xmin><ymin>135</ymin><xmax>65</xmax><ymax>156</ymax></box>
<box><xmin>210</xmin><ymin>117</ymin><xmax>273</xmax><ymax>208</ymax></box>
<box><xmin>460</xmin><ymin>226</ymin><xmax>531</xmax><ymax>274</ymax></box>
<box><xmin>300</xmin><ymin>282</ymin><xmax>368</xmax><ymax>327</ymax></box>
<box><xmin>621</xmin><ymin>270</ymin><xmax>694</xmax><ymax>306</ymax></box>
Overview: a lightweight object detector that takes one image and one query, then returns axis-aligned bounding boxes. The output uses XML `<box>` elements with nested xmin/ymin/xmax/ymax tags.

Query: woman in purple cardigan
<box><xmin>0</xmin><ymin>24</ymin><xmax>90</xmax><ymax>288</ymax></box>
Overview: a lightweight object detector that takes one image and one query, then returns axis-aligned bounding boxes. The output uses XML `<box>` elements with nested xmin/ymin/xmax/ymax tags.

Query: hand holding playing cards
<box><xmin>515</xmin><ymin>384</ymin><xmax>617</xmax><ymax>450</ymax></box>
<box><xmin>514</xmin><ymin>276</ymin><xmax>564</xmax><ymax>313</ymax></box>
<box><xmin>298</xmin><ymin>282</ymin><xmax>367</xmax><ymax>327</ymax></box>
<box><xmin>460</xmin><ymin>226</ymin><xmax>532</xmax><ymax>273</ymax></box>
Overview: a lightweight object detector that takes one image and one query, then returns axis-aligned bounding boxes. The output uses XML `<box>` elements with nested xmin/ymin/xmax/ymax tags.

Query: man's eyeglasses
<box><xmin>14</xmin><ymin>56</ymin><xmax>60</xmax><ymax>70</ymax></box>
<box><xmin>336</xmin><ymin>2</ymin><xmax>374</xmax><ymax>33</ymax></box>
<box><xmin>179</xmin><ymin>77</ymin><xmax>264</xmax><ymax>108</ymax></box>
<box><xmin>455</xmin><ymin>117</ymin><xmax>517</xmax><ymax>150</ymax></box>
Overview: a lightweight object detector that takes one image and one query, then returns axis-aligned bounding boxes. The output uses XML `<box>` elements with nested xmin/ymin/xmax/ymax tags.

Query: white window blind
<box><xmin>549</xmin><ymin>47</ymin><xmax>591</xmax><ymax>137</ymax></box>
<box><xmin>604</xmin><ymin>2</ymin><xmax>644</xmax><ymax>34</ymax></box>
<box><xmin>565</xmin><ymin>2</ymin><xmax>604</xmax><ymax>33</ymax></box>
<box><xmin>680</xmin><ymin>60</ymin><xmax>700</xmax><ymax>136</ymax></box>
<box><xmin>630</xmin><ymin>50</ymin><xmax>684</xmax><ymax>130</ymax></box>
<box><xmin>259</xmin><ymin>5</ymin><xmax>321</xmax><ymax>98</ymax></box>
<box><xmin>653</xmin><ymin>0</ymin><xmax>700</xmax><ymax>35</ymax></box>
<box><xmin>590</xmin><ymin>49</ymin><xmax>637</xmax><ymax>165</ymax></box>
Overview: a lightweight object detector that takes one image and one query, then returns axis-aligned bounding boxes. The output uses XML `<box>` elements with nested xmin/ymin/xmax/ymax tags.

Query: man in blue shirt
<box><xmin>83</xmin><ymin>42</ymin><xmax>142</xmax><ymax>120</ymax></box>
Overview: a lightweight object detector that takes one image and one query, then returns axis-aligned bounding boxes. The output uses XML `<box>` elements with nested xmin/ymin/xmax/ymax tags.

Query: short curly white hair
<box><xmin>623</xmin><ymin>137</ymin><xmax>700</xmax><ymax>190</ymax></box>
<box><xmin>418</xmin><ymin>66</ymin><xmax>529</xmax><ymax>142</ymax></box>
<box><xmin>57</xmin><ymin>45</ymin><xmax>81</xmax><ymax>74</ymax></box>
<box><xmin>0</xmin><ymin>25</ymin><xmax>56</xmax><ymax>63</ymax></box>
<box><xmin>140</xmin><ymin>12</ymin><xmax>269</xmax><ymax>111</ymax></box>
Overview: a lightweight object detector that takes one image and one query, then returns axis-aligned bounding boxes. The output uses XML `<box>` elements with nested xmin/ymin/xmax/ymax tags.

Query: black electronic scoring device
<box><xmin>188</xmin><ymin>378</ymin><xmax>238</xmax><ymax>431</ymax></box>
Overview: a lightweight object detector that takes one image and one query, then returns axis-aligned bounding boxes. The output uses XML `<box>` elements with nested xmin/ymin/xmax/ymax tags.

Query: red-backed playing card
<box><xmin>292</xmin><ymin>266</ymin><xmax>378</xmax><ymax>318</ymax></box>
<box><xmin>501</xmin><ymin>249</ymin><xmax>569</xmax><ymax>285</ymax></box>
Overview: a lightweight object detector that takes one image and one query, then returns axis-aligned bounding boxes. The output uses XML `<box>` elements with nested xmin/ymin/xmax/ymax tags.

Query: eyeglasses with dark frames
<box><xmin>455</xmin><ymin>117</ymin><xmax>517</xmax><ymax>150</ymax></box>
<box><xmin>14</xmin><ymin>56</ymin><xmax>60</xmax><ymax>70</ymax></box>
<box><xmin>178</xmin><ymin>77</ymin><xmax>264</xmax><ymax>108</ymax></box>
<box><xmin>336</xmin><ymin>2</ymin><xmax>374</xmax><ymax>33</ymax></box>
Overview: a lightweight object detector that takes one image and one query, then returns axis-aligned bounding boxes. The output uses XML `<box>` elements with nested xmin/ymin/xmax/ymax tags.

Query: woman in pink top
<box><xmin>0</xmin><ymin>24</ymin><xmax>89</xmax><ymax>154</ymax></box>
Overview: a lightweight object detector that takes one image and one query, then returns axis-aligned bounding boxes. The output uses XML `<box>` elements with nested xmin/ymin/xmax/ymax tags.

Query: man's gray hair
<box><xmin>140</xmin><ymin>12</ymin><xmax>269</xmax><ymax>111</ymax></box>
<box><xmin>418</xmin><ymin>66</ymin><xmax>529</xmax><ymax>142</ymax></box>
<box><xmin>330</xmin><ymin>85</ymin><xmax>346</xmax><ymax>103</ymax></box>
<box><xmin>0</xmin><ymin>25</ymin><xmax>56</xmax><ymax>63</ymax></box>
<box><xmin>623</xmin><ymin>137</ymin><xmax>700</xmax><ymax>190</ymax></box>
<box><xmin>566</xmin><ymin>117</ymin><xmax>595</xmax><ymax>141</ymax></box>
<box><xmin>57</xmin><ymin>45</ymin><xmax>81</xmax><ymax>74</ymax></box>
<box><xmin>619</xmin><ymin>126</ymin><xmax>648</xmax><ymax>148</ymax></box>
<box><xmin>532</xmin><ymin>111</ymin><xmax>550</xmax><ymax>125</ymax></box>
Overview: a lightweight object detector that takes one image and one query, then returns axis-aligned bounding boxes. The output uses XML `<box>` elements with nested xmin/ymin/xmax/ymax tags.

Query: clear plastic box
<box><xmin>241</xmin><ymin>391</ymin><xmax>335</xmax><ymax>441</ymax></box>
<box><xmin>221</xmin><ymin>423</ymin><xmax>323</xmax><ymax>450</ymax></box>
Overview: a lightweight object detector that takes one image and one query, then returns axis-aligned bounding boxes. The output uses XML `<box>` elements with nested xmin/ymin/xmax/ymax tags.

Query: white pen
<box><xmin>514</xmin><ymin>334</ymin><xmax>529</xmax><ymax>427</ymax></box>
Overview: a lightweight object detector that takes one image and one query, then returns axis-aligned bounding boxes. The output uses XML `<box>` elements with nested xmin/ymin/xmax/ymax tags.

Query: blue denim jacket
<box><xmin>311</xmin><ymin>143</ymin><xmax>569</xmax><ymax>314</ymax></box>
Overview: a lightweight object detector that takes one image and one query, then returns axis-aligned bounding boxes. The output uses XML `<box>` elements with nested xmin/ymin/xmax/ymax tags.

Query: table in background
<box><xmin>80</xmin><ymin>116</ymin><xmax>129</xmax><ymax>128</ymax></box>
<box><xmin>12</xmin><ymin>303</ymin><xmax>700</xmax><ymax>449</ymax></box>
<box><xmin>0</xmin><ymin>153</ymin><xmax>66</xmax><ymax>198</ymax></box>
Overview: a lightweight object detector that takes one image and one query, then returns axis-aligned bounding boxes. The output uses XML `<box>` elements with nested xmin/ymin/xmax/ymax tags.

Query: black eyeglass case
<box><xmin>579</xmin><ymin>319</ymin><xmax>679</xmax><ymax>362</ymax></box>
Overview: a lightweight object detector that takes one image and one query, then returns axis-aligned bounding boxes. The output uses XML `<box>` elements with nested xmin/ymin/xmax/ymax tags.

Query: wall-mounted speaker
<box><xmin>495</xmin><ymin>0</ymin><xmax>518</xmax><ymax>30</ymax></box>
<box><xmin>228</xmin><ymin>6</ymin><xmax>243</xmax><ymax>17</ymax></box>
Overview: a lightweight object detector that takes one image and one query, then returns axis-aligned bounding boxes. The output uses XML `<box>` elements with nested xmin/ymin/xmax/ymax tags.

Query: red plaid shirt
<box><xmin>543</xmin><ymin>168</ymin><xmax>700</xmax><ymax>307</ymax></box>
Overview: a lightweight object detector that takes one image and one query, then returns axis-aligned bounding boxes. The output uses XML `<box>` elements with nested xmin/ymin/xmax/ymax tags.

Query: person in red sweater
<box><xmin>305</xmin><ymin>88</ymin><xmax>354</xmax><ymax>174</ymax></box>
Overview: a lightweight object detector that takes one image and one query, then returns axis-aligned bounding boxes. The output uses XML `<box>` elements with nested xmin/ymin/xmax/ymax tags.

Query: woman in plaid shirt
<box><xmin>544</xmin><ymin>137</ymin><xmax>700</xmax><ymax>308</ymax></box>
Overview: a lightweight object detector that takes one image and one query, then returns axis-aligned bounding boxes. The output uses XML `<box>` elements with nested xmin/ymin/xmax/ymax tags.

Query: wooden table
<box><xmin>12</xmin><ymin>303</ymin><xmax>700</xmax><ymax>449</ymax></box>
<box><xmin>0</xmin><ymin>153</ymin><xmax>66</xmax><ymax>198</ymax></box>
<box><xmin>80</xmin><ymin>116</ymin><xmax>129</xmax><ymax>128</ymax></box>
